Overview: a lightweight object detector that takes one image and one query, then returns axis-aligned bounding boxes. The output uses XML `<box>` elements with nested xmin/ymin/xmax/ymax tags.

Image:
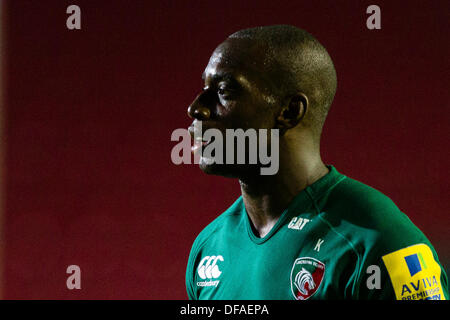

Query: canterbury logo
<box><xmin>294</xmin><ymin>268</ymin><xmax>316</xmax><ymax>296</ymax></box>
<box><xmin>197</xmin><ymin>255</ymin><xmax>224</xmax><ymax>279</ymax></box>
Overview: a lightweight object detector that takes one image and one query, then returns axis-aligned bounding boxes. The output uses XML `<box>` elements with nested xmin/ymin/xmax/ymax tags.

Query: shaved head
<box><xmin>227</xmin><ymin>25</ymin><xmax>337</xmax><ymax>137</ymax></box>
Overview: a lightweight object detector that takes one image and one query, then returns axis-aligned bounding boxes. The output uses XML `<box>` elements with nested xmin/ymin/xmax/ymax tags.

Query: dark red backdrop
<box><xmin>3</xmin><ymin>0</ymin><xmax>449</xmax><ymax>299</ymax></box>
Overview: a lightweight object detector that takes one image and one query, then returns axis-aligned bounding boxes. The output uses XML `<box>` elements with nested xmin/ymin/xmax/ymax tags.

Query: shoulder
<box><xmin>189</xmin><ymin>197</ymin><xmax>244</xmax><ymax>254</ymax></box>
<box><xmin>319</xmin><ymin>174</ymin><xmax>447</xmax><ymax>299</ymax></box>
<box><xmin>322</xmin><ymin>175</ymin><xmax>430</xmax><ymax>254</ymax></box>
<box><xmin>327</xmin><ymin>175</ymin><xmax>400</xmax><ymax>216</ymax></box>
<box><xmin>186</xmin><ymin>196</ymin><xmax>244</xmax><ymax>298</ymax></box>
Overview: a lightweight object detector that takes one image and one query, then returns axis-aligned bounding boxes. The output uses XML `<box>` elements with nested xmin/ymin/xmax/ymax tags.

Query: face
<box><xmin>187</xmin><ymin>38</ymin><xmax>280</xmax><ymax>178</ymax></box>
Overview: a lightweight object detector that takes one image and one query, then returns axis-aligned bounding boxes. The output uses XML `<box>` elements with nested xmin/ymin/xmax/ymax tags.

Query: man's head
<box><xmin>188</xmin><ymin>25</ymin><xmax>337</xmax><ymax>177</ymax></box>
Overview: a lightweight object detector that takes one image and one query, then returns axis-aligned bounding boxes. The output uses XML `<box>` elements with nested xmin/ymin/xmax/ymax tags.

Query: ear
<box><xmin>275</xmin><ymin>93</ymin><xmax>308</xmax><ymax>130</ymax></box>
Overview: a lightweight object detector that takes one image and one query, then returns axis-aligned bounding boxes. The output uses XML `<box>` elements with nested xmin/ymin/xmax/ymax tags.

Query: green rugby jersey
<box><xmin>186</xmin><ymin>166</ymin><xmax>448</xmax><ymax>300</ymax></box>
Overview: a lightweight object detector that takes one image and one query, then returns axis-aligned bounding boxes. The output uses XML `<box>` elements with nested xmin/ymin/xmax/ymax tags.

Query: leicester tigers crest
<box><xmin>290</xmin><ymin>257</ymin><xmax>325</xmax><ymax>300</ymax></box>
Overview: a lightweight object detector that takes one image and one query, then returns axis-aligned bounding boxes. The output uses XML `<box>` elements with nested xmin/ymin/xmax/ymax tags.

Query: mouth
<box><xmin>188</xmin><ymin>125</ymin><xmax>213</xmax><ymax>154</ymax></box>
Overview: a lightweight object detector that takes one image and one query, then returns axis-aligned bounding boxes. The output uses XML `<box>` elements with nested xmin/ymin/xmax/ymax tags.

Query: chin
<box><xmin>198</xmin><ymin>158</ymin><xmax>260</xmax><ymax>179</ymax></box>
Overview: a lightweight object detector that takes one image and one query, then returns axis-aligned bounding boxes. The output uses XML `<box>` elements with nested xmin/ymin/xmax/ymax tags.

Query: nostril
<box><xmin>193</xmin><ymin>107</ymin><xmax>211</xmax><ymax>120</ymax></box>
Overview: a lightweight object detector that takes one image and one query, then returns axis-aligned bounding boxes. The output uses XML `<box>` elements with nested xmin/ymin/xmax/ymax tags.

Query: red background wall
<box><xmin>2</xmin><ymin>0</ymin><xmax>449</xmax><ymax>299</ymax></box>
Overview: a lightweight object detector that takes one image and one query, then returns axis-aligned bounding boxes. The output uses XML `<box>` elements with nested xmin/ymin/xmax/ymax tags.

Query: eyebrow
<box><xmin>202</xmin><ymin>72</ymin><xmax>236</xmax><ymax>85</ymax></box>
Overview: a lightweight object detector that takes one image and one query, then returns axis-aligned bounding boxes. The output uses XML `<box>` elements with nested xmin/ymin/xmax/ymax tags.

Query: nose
<box><xmin>187</xmin><ymin>94</ymin><xmax>211</xmax><ymax>120</ymax></box>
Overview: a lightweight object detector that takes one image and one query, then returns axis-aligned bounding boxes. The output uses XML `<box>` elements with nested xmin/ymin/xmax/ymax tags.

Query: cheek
<box><xmin>237</xmin><ymin>109</ymin><xmax>274</xmax><ymax>130</ymax></box>
<box><xmin>216</xmin><ymin>98</ymin><xmax>276</xmax><ymax>129</ymax></box>
<box><xmin>245</xmin><ymin>99</ymin><xmax>278</xmax><ymax>129</ymax></box>
<box><xmin>214</xmin><ymin>100</ymin><xmax>244</xmax><ymax>123</ymax></box>
<box><xmin>215</xmin><ymin>103</ymin><xmax>230</xmax><ymax>118</ymax></box>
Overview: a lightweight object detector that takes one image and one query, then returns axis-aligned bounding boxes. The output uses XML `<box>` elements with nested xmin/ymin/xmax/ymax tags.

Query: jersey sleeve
<box><xmin>329</xmin><ymin>179</ymin><xmax>449</xmax><ymax>300</ymax></box>
<box><xmin>381</xmin><ymin>243</ymin><xmax>448</xmax><ymax>300</ymax></box>
<box><xmin>352</xmin><ymin>242</ymin><xmax>448</xmax><ymax>300</ymax></box>
<box><xmin>185</xmin><ymin>243</ymin><xmax>198</xmax><ymax>300</ymax></box>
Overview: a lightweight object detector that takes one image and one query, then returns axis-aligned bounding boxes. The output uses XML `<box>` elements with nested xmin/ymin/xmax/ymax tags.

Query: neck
<box><xmin>239</xmin><ymin>138</ymin><xmax>328</xmax><ymax>238</ymax></box>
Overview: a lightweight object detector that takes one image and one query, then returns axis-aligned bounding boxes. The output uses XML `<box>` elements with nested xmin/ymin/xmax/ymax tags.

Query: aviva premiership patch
<box><xmin>290</xmin><ymin>257</ymin><xmax>325</xmax><ymax>300</ymax></box>
<box><xmin>382</xmin><ymin>243</ymin><xmax>446</xmax><ymax>300</ymax></box>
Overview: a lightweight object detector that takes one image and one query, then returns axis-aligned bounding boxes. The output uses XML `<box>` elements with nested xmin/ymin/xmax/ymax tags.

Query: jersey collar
<box><xmin>242</xmin><ymin>165</ymin><xmax>345</xmax><ymax>244</ymax></box>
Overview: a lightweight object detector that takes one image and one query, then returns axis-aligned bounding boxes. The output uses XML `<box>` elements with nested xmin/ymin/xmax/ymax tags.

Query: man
<box><xmin>185</xmin><ymin>25</ymin><xmax>448</xmax><ymax>300</ymax></box>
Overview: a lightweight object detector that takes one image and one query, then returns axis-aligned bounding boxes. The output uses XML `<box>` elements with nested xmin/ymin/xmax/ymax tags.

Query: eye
<box><xmin>218</xmin><ymin>85</ymin><xmax>233</xmax><ymax>97</ymax></box>
<box><xmin>217</xmin><ymin>81</ymin><xmax>239</xmax><ymax>101</ymax></box>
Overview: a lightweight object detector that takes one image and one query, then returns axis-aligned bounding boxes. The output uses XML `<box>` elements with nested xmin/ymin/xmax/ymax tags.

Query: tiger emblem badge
<box><xmin>290</xmin><ymin>257</ymin><xmax>325</xmax><ymax>300</ymax></box>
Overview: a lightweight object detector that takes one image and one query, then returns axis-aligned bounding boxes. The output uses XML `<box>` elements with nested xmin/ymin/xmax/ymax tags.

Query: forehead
<box><xmin>202</xmin><ymin>39</ymin><xmax>272</xmax><ymax>85</ymax></box>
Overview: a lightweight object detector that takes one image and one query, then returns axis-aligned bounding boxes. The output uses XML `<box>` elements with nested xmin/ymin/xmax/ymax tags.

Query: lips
<box><xmin>188</xmin><ymin>124</ymin><xmax>212</xmax><ymax>154</ymax></box>
<box><xmin>191</xmin><ymin>137</ymin><xmax>210</xmax><ymax>153</ymax></box>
